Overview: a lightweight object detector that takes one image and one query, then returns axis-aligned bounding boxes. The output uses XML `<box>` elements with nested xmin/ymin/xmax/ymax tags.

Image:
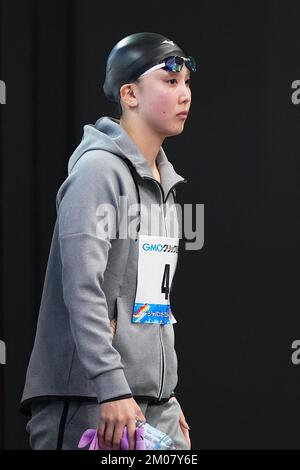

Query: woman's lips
<box><xmin>176</xmin><ymin>112</ymin><xmax>188</xmax><ymax>119</ymax></box>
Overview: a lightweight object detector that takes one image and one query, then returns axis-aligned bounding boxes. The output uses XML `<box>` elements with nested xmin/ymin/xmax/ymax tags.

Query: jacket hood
<box><xmin>67</xmin><ymin>116</ymin><xmax>187</xmax><ymax>196</ymax></box>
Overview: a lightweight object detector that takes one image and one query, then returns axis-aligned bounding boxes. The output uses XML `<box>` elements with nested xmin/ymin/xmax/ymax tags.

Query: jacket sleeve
<box><xmin>57</xmin><ymin>150</ymin><xmax>132</xmax><ymax>404</ymax></box>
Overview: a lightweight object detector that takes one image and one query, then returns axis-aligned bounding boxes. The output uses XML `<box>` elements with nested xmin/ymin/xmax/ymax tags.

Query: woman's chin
<box><xmin>167</xmin><ymin>123</ymin><xmax>186</xmax><ymax>137</ymax></box>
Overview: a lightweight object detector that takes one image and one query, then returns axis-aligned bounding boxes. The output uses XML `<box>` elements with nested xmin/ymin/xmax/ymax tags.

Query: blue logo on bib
<box><xmin>142</xmin><ymin>243</ymin><xmax>164</xmax><ymax>252</ymax></box>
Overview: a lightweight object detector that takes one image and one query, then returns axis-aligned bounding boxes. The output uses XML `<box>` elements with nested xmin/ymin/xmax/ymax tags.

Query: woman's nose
<box><xmin>179</xmin><ymin>86</ymin><xmax>191</xmax><ymax>103</ymax></box>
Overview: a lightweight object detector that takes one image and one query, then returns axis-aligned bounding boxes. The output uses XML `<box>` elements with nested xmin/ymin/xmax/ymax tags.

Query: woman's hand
<box><xmin>98</xmin><ymin>398</ymin><xmax>146</xmax><ymax>450</ymax></box>
<box><xmin>110</xmin><ymin>318</ymin><xmax>117</xmax><ymax>337</ymax></box>
<box><xmin>171</xmin><ymin>397</ymin><xmax>191</xmax><ymax>449</ymax></box>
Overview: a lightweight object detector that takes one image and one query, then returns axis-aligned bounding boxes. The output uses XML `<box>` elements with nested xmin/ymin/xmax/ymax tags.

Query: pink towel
<box><xmin>78</xmin><ymin>426</ymin><xmax>146</xmax><ymax>450</ymax></box>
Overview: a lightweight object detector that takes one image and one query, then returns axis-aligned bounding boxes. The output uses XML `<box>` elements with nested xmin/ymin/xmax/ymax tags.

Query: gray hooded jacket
<box><xmin>20</xmin><ymin>116</ymin><xmax>187</xmax><ymax>414</ymax></box>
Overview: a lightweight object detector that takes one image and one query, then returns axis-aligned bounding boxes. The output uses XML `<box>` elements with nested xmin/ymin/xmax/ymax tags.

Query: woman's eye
<box><xmin>167</xmin><ymin>79</ymin><xmax>191</xmax><ymax>86</ymax></box>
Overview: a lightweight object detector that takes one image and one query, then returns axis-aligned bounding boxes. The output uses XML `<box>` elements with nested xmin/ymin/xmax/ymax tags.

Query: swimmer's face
<box><xmin>135</xmin><ymin>65</ymin><xmax>192</xmax><ymax>137</ymax></box>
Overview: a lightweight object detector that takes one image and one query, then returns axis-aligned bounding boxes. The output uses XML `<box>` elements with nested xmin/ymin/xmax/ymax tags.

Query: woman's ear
<box><xmin>119</xmin><ymin>83</ymin><xmax>138</xmax><ymax>109</ymax></box>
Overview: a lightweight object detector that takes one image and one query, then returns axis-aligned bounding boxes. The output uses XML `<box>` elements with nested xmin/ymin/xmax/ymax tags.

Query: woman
<box><xmin>21</xmin><ymin>32</ymin><xmax>196</xmax><ymax>450</ymax></box>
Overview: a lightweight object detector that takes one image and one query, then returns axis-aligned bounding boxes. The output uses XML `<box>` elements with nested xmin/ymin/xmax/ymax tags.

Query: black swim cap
<box><xmin>103</xmin><ymin>32</ymin><xmax>186</xmax><ymax>104</ymax></box>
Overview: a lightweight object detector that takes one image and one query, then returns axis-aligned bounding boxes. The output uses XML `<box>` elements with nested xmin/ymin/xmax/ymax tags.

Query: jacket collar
<box><xmin>97</xmin><ymin>116</ymin><xmax>187</xmax><ymax>201</ymax></box>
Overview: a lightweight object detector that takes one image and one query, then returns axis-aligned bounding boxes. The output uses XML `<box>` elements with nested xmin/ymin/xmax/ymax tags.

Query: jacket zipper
<box><xmin>158</xmin><ymin>325</ymin><xmax>165</xmax><ymax>400</ymax></box>
<box><xmin>143</xmin><ymin>177</ymin><xmax>187</xmax><ymax>237</ymax></box>
<box><xmin>142</xmin><ymin>176</ymin><xmax>187</xmax><ymax>400</ymax></box>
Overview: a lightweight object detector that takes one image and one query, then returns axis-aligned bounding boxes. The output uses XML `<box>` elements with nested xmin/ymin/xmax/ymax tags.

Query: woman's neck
<box><xmin>119</xmin><ymin>115</ymin><xmax>164</xmax><ymax>179</ymax></box>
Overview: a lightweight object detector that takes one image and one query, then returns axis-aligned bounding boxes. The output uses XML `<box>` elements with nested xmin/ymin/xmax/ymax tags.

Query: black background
<box><xmin>1</xmin><ymin>0</ymin><xmax>300</xmax><ymax>450</ymax></box>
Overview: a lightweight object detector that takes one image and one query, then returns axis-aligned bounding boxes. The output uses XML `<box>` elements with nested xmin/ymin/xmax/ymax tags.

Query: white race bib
<box><xmin>132</xmin><ymin>235</ymin><xmax>179</xmax><ymax>325</ymax></box>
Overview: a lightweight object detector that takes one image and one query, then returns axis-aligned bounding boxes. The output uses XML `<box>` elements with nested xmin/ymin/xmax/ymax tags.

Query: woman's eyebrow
<box><xmin>163</xmin><ymin>70</ymin><xmax>191</xmax><ymax>79</ymax></box>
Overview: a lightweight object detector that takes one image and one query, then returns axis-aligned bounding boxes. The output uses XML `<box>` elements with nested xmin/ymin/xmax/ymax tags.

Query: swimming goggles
<box><xmin>140</xmin><ymin>55</ymin><xmax>196</xmax><ymax>77</ymax></box>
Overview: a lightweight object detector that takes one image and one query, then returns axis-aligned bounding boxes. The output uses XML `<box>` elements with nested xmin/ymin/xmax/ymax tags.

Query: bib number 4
<box><xmin>161</xmin><ymin>264</ymin><xmax>170</xmax><ymax>300</ymax></box>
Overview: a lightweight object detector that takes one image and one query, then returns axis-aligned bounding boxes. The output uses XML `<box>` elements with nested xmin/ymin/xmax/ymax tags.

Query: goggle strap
<box><xmin>140</xmin><ymin>63</ymin><xmax>166</xmax><ymax>77</ymax></box>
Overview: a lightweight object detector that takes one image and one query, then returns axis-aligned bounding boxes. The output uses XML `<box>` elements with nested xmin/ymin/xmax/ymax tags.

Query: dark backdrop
<box><xmin>1</xmin><ymin>0</ymin><xmax>300</xmax><ymax>450</ymax></box>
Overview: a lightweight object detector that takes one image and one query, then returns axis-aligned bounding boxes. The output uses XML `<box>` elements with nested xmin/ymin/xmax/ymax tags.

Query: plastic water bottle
<box><xmin>135</xmin><ymin>417</ymin><xmax>176</xmax><ymax>450</ymax></box>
